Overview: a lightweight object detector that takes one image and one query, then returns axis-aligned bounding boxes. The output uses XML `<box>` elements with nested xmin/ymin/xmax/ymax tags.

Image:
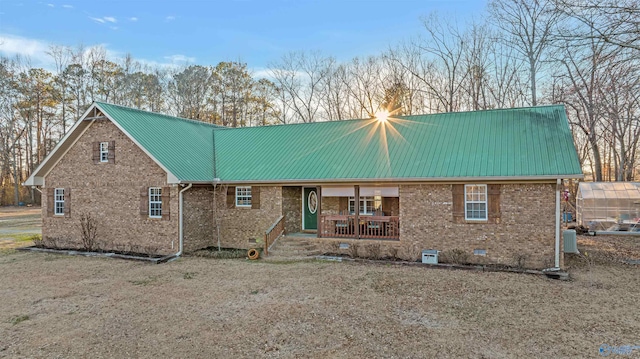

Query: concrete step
<box><xmin>265</xmin><ymin>236</ymin><xmax>322</xmax><ymax>260</ymax></box>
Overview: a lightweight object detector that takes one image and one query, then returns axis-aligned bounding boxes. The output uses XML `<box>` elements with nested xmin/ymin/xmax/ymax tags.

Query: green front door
<box><xmin>303</xmin><ymin>187</ymin><xmax>318</xmax><ymax>230</ymax></box>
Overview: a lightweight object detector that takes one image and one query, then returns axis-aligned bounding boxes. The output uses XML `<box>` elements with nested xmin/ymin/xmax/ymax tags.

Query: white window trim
<box><xmin>99</xmin><ymin>142</ymin><xmax>109</xmax><ymax>163</ymax></box>
<box><xmin>236</xmin><ymin>186</ymin><xmax>252</xmax><ymax>207</ymax></box>
<box><xmin>54</xmin><ymin>188</ymin><xmax>65</xmax><ymax>216</ymax></box>
<box><xmin>348</xmin><ymin>196</ymin><xmax>382</xmax><ymax>215</ymax></box>
<box><xmin>464</xmin><ymin>184</ymin><xmax>488</xmax><ymax>221</ymax></box>
<box><xmin>149</xmin><ymin>187</ymin><xmax>162</xmax><ymax>218</ymax></box>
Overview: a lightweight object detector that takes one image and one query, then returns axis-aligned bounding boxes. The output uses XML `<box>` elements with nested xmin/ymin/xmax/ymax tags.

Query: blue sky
<box><xmin>0</xmin><ymin>0</ymin><xmax>487</xmax><ymax>71</ymax></box>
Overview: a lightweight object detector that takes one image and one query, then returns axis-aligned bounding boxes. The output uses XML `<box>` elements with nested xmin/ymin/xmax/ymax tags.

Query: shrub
<box><xmin>366</xmin><ymin>243</ymin><xmax>381</xmax><ymax>260</ymax></box>
<box><xmin>348</xmin><ymin>242</ymin><xmax>360</xmax><ymax>258</ymax></box>
<box><xmin>400</xmin><ymin>243</ymin><xmax>421</xmax><ymax>262</ymax></box>
<box><xmin>32</xmin><ymin>235</ymin><xmax>45</xmax><ymax>248</ymax></box>
<box><xmin>80</xmin><ymin>213</ymin><xmax>98</xmax><ymax>251</ymax></box>
<box><xmin>388</xmin><ymin>246</ymin><xmax>399</xmax><ymax>261</ymax></box>
<box><xmin>440</xmin><ymin>249</ymin><xmax>470</xmax><ymax>265</ymax></box>
<box><xmin>513</xmin><ymin>253</ymin><xmax>529</xmax><ymax>269</ymax></box>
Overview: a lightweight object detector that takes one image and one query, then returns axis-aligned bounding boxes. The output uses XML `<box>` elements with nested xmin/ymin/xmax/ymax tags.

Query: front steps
<box><xmin>263</xmin><ymin>235</ymin><xmax>323</xmax><ymax>261</ymax></box>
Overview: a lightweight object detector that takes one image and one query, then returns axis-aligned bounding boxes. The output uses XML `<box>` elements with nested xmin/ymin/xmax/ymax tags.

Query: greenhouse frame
<box><xmin>576</xmin><ymin>182</ymin><xmax>640</xmax><ymax>232</ymax></box>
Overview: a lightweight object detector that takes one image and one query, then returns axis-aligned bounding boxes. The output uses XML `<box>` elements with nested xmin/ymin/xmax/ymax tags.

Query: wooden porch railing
<box><xmin>319</xmin><ymin>215</ymin><xmax>399</xmax><ymax>240</ymax></box>
<box><xmin>264</xmin><ymin>215</ymin><xmax>285</xmax><ymax>256</ymax></box>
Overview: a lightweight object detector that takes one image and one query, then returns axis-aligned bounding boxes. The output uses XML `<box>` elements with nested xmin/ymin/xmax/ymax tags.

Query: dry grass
<box><xmin>575</xmin><ymin>234</ymin><xmax>640</xmax><ymax>262</ymax></box>
<box><xmin>0</xmin><ymin>251</ymin><xmax>638</xmax><ymax>358</ymax></box>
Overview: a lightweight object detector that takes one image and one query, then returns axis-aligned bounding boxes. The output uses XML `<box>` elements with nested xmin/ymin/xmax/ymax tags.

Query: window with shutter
<box><xmin>452</xmin><ymin>184</ymin><xmax>501</xmax><ymax>223</ymax></box>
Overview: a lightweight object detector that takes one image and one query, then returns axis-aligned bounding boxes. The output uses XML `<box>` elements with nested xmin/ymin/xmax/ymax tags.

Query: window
<box><xmin>465</xmin><ymin>184</ymin><xmax>487</xmax><ymax>220</ymax></box>
<box><xmin>149</xmin><ymin>187</ymin><xmax>162</xmax><ymax>218</ymax></box>
<box><xmin>99</xmin><ymin>142</ymin><xmax>109</xmax><ymax>163</ymax></box>
<box><xmin>54</xmin><ymin>188</ymin><xmax>65</xmax><ymax>216</ymax></box>
<box><xmin>349</xmin><ymin>196</ymin><xmax>382</xmax><ymax>215</ymax></box>
<box><xmin>236</xmin><ymin>186</ymin><xmax>252</xmax><ymax>207</ymax></box>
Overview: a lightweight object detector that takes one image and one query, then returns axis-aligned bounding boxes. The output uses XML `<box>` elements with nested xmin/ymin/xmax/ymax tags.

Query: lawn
<box><xmin>0</xmin><ymin>249</ymin><xmax>638</xmax><ymax>358</ymax></box>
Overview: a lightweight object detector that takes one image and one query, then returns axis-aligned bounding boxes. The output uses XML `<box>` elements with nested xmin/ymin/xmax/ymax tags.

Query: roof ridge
<box><xmin>95</xmin><ymin>101</ymin><xmax>224</xmax><ymax>129</ymax></box>
<box><xmin>211</xmin><ymin>104</ymin><xmax>567</xmax><ymax>133</ymax></box>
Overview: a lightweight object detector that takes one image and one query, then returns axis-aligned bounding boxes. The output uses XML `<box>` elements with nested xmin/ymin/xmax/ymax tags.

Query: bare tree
<box><xmin>553</xmin><ymin>0</ymin><xmax>640</xmax><ymax>52</ymax></box>
<box><xmin>269</xmin><ymin>51</ymin><xmax>331</xmax><ymax>122</ymax></box>
<box><xmin>489</xmin><ymin>0</ymin><xmax>560</xmax><ymax>106</ymax></box>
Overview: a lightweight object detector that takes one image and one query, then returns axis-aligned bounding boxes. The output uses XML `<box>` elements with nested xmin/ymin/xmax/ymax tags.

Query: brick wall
<box><xmin>399</xmin><ymin>183</ymin><xmax>558</xmax><ymax>269</ymax></box>
<box><xmin>282</xmin><ymin>186</ymin><xmax>301</xmax><ymax>234</ymax></box>
<box><xmin>322</xmin><ymin>197</ymin><xmax>340</xmax><ymax>215</ymax></box>
<box><xmin>213</xmin><ymin>186</ymin><xmax>283</xmax><ymax>249</ymax></box>
<box><xmin>43</xmin><ymin>119</ymin><xmax>178</xmax><ymax>255</ymax></box>
<box><xmin>183</xmin><ymin>186</ymin><xmax>215</xmax><ymax>252</ymax></box>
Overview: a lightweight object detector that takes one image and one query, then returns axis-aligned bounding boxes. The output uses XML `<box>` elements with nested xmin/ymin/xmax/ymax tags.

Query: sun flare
<box><xmin>375</xmin><ymin>110</ymin><xmax>390</xmax><ymax>122</ymax></box>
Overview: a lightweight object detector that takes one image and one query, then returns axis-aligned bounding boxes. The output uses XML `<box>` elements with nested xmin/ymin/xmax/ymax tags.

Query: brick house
<box><xmin>24</xmin><ymin>102</ymin><xmax>583</xmax><ymax>269</ymax></box>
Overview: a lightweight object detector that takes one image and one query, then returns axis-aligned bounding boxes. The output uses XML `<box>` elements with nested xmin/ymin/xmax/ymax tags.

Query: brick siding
<box><xmin>43</xmin><ymin>119</ymin><xmax>178</xmax><ymax>255</ymax></box>
<box><xmin>282</xmin><ymin>186</ymin><xmax>301</xmax><ymax>234</ymax></box>
<box><xmin>398</xmin><ymin>183</ymin><xmax>559</xmax><ymax>269</ymax></box>
<box><xmin>183</xmin><ymin>186</ymin><xmax>216</xmax><ymax>253</ymax></box>
<box><xmin>213</xmin><ymin>186</ymin><xmax>283</xmax><ymax>249</ymax></box>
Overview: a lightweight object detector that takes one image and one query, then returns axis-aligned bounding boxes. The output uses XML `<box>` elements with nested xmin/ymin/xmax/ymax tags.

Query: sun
<box><xmin>375</xmin><ymin>110</ymin><xmax>390</xmax><ymax>122</ymax></box>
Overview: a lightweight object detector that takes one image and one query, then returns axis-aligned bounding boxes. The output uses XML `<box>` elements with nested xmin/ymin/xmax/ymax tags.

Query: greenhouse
<box><xmin>576</xmin><ymin>182</ymin><xmax>640</xmax><ymax>231</ymax></box>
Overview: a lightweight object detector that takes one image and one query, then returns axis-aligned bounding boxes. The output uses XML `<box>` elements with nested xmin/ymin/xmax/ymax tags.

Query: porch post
<box><xmin>354</xmin><ymin>185</ymin><xmax>360</xmax><ymax>240</ymax></box>
<box><xmin>316</xmin><ymin>186</ymin><xmax>322</xmax><ymax>238</ymax></box>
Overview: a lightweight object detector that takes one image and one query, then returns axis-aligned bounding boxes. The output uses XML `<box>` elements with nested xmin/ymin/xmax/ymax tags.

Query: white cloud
<box><xmin>110</xmin><ymin>26</ymin><xmax>118</xmax><ymax>31</ymax></box>
<box><xmin>62</xmin><ymin>4</ymin><xmax>73</xmax><ymax>8</ymax></box>
<box><xmin>0</xmin><ymin>33</ymin><xmax>191</xmax><ymax>72</ymax></box>
<box><xmin>47</xmin><ymin>3</ymin><xmax>54</xmax><ymax>7</ymax></box>
<box><xmin>163</xmin><ymin>54</ymin><xmax>195</xmax><ymax>64</ymax></box>
<box><xmin>165</xmin><ymin>15</ymin><xmax>175</xmax><ymax>21</ymax></box>
<box><xmin>129</xmin><ymin>17</ymin><xmax>138</xmax><ymax>21</ymax></box>
<box><xmin>89</xmin><ymin>16</ymin><xmax>117</xmax><ymax>24</ymax></box>
<box><xmin>89</xmin><ymin>16</ymin><xmax>105</xmax><ymax>24</ymax></box>
<box><xmin>0</xmin><ymin>33</ymin><xmax>122</xmax><ymax>71</ymax></box>
<box><xmin>251</xmin><ymin>68</ymin><xmax>275</xmax><ymax>80</ymax></box>
<box><xmin>0</xmin><ymin>33</ymin><xmax>50</xmax><ymax>65</ymax></box>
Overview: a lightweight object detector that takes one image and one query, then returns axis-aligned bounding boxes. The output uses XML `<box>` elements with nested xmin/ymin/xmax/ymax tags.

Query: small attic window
<box><xmin>99</xmin><ymin>142</ymin><xmax>109</xmax><ymax>162</ymax></box>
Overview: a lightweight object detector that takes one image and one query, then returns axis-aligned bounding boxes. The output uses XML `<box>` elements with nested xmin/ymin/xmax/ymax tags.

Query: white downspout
<box><xmin>177</xmin><ymin>183</ymin><xmax>193</xmax><ymax>257</ymax></box>
<box><xmin>555</xmin><ymin>179</ymin><xmax>561</xmax><ymax>269</ymax></box>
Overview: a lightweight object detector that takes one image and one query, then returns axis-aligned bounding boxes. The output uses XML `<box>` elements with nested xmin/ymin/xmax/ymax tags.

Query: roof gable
<box><xmin>95</xmin><ymin>102</ymin><xmax>217</xmax><ymax>182</ymax></box>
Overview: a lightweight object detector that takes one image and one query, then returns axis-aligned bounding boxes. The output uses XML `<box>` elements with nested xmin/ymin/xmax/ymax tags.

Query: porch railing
<box><xmin>264</xmin><ymin>215</ymin><xmax>285</xmax><ymax>256</ymax></box>
<box><xmin>319</xmin><ymin>215</ymin><xmax>399</xmax><ymax>240</ymax></box>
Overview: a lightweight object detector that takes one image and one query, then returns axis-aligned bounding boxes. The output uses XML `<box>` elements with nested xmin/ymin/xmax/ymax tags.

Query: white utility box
<box><xmin>422</xmin><ymin>249</ymin><xmax>438</xmax><ymax>264</ymax></box>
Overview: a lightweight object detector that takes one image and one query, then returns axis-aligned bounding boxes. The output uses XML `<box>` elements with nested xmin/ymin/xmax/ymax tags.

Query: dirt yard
<box><xmin>0</xmin><ymin>250</ymin><xmax>638</xmax><ymax>359</ymax></box>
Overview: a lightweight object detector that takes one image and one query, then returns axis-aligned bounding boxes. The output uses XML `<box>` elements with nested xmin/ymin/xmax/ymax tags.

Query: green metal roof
<box><xmin>96</xmin><ymin>102</ymin><xmax>583</xmax><ymax>183</ymax></box>
<box><xmin>96</xmin><ymin>102</ymin><xmax>218</xmax><ymax>182</ymax></box>
<box><xmin>214</xmin><ymin>105</ymin><xmax>582</xmax><ymax>181</ymax></box>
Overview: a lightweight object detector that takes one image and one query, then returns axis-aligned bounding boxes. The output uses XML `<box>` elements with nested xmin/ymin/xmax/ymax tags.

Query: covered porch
<box><xmin>298</xmin><ymin>185</ymin><xmax>400</xmax><ymax>241</ymax></box>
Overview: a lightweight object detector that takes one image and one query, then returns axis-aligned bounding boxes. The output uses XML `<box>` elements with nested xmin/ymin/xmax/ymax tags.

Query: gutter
<box><xmin>555</xmin><ymin>179</ymin><xmax>561</xmax><ymax>269</ymax></box>
<box><xmin>177</xmin><ymin>183</ymin><xmax>193</xmax><ymax>257</ymax></box>
<box><xmin>178</xmin><ymin>175</ymin><xmax>584</xmax><ymax>186</ymax></box>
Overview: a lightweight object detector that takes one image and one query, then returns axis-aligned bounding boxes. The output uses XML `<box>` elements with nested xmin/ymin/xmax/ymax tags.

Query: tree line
<box><xmin>1</xmin><ymin>0</ymin><xmax>639</xmax><ymax>205</ymax></box>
